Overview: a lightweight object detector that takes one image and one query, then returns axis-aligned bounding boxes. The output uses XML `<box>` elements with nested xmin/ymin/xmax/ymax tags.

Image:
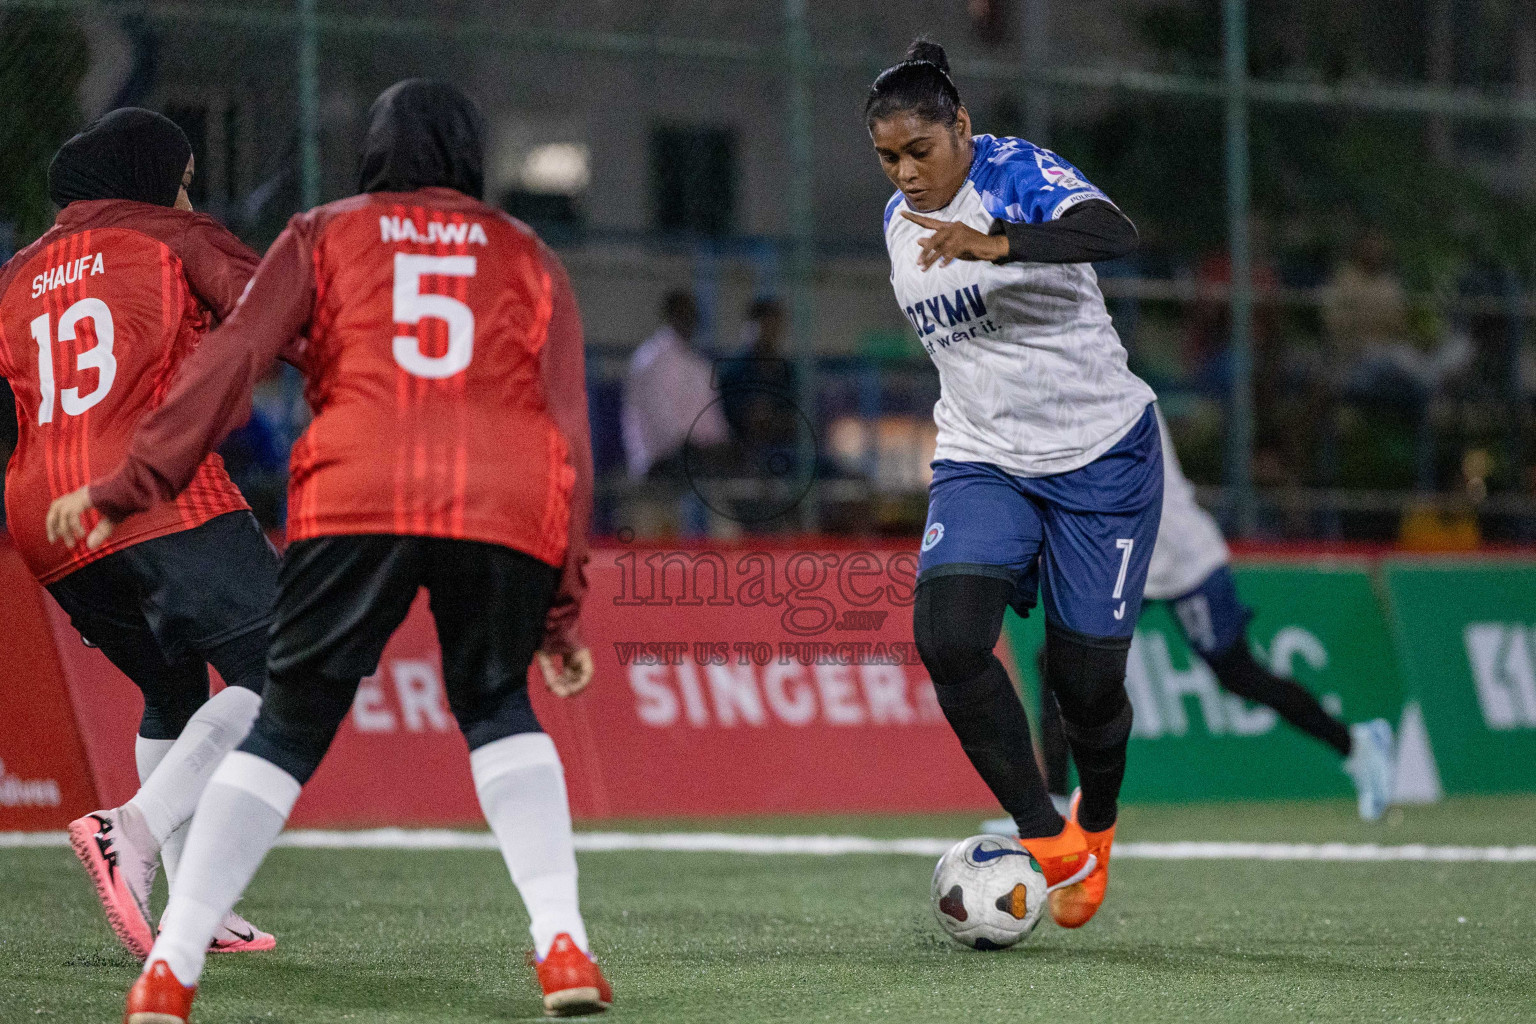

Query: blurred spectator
<box><xmin>1184</xmin><ymin>224</ymin><xmax>1281</xmax><ymax>394</ymax></box>
<box><xmin>1181</xmin><ymin>221</ymin><xmax>1302</xmax><ymax>486</ymax></box>
<box><xmin>217</xmin><ymin>405</ymin><xmax>288</xmax><ymax>528</ymax></box>
<box><xmin>621</xmin><ymin>290</ymin><xmax>729</xmax><ymax>479</ymax></box>
<box><xmin>1398</xmin><ymin>449</ymin><xmax>1487</xmax><ymax>551</ymax></box>
<box><xmin>1321</xmin><ymin>231</ymin><xmax>1433</xmax><ymax>404</ymax></box>
<box><xmin>718</xmin><ymin>297</ymin><xmax>798</xmax><ymax>448</ymax></box>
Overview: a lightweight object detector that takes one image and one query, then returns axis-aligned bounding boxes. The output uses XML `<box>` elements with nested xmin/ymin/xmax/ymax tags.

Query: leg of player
<box><xmin>66</xmin><ymin>663</ymin><xmax>206</xmax><ymax>959</ymax></box>
<box><xmin>1037</xmin><ymin>619</ymin><xmax>1137</xmax><ymax>930</ymax></box>
<box><xmin>1029</xmin><ymin>404</ymin><xmax>1164</xmax><ymax>929</ymax></box>
<box><xmin>1171</xmin><ymin>565</ymin><xmax>1396</xmax><ymax>820</ymax></box>
<box><xmin>127</xmin><ymin>534</ymin><xmax>419</xmax><ymax>1023</ymax></box>
<box><xmin>980</xmin><ymin>652</ymin><xmax>1072</xmax><ymax>835</ymax></box>
<box><xmin>913</xmin><ymin>460</ymin><xmax>1097</xmax><ymax>898</ymax></box>
<box><xmin>57</xmin><ymin>617</ymin><xmax>264</xmax><ymax>959</ymax></box>
<box><xmin>57</xmin><ymin>513</ymin><xmax>280</xmax><ymax>959</ymax></box>
<box><xmin>127</xmin><ymin>672</ymin><xmax>354</xmax><ymax>1023</ymax></box>
<box><xmin>913</xmin><ymin>574</ymin><xmax>1097</xmax><ymax>896</ymax></box>
<box><xmin>428</xmin><ymin>539</ymin><xmax>610</xmax><ymax>1017</ymax></box>
<box><xmin>71</xmin><ymin>683</ymin><xmax>261</xmax><ymax>960</ymax></box>
<box><xmin>1036</xmin><ymin>649</ymin><xmax>1073</xmax><ymax>815</ymax></box>
<box><xmin>135</xmin><ymin>726</ymin><xmax>276</xmax><ymax>954</ymax></box>
<box><xmin>1043</xmin><ymin>622</ymin><xmax>1136</xmax><ymax>872</ymax></box>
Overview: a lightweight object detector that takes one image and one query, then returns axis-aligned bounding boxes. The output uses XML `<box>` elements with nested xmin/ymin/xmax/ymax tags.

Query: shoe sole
<box><xmin>207</xmin><ymin>936</ymin><xmax>277</xmax><ymax>954</ymax></box>
<box><xmin>544</xmin><ymin>987</ymin><xmax>610</xmax><ymax>1017</ymax></box>
<box><xmin>126</xmin><ymin>1014</ymin><xmax>187</xmax><ymax>1024</ymax></box>
<box><xmin>67</xmin><ymin>817</ymin><xmax>152</xmax><ymax>960</ymax></box>
<box><xmin>1049</xmin><ymin>882</ymin><xmax>1105</xmax><ymax>929</ymax></box>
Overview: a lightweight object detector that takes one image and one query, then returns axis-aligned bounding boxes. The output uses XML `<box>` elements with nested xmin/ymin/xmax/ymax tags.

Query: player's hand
<box><xmin>537</xmin><ymin>647</ymin><xmax>594</xmax><ymax>698</ymax></box>
<box><xmin>45</xmin><ymin>486</ymin><xmax>116</xmax><ymax>550</ymax></box>
<box><xmin>902</xmin><ymin>210</ymin><xmax>1009</xmax><ymax>270</ymax></box>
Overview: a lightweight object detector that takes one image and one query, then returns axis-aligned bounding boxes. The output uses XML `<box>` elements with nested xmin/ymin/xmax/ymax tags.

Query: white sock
<box><xmin>145</xmin><ymin>751</ymin><xmax>298</xmax><ymax>986</ymax></box>
<box><xmin>135</xmin><ymin>737</ymin><xmax>187</xmax><ymax>886</ymax></box>
<box><xmin>126</xmin><ymin>687</ymin><xmax>262</xmax><ymax>845</ymax></box>
<box><xmin>470</xmin><ymin>733</ymin><xmax>588</xmax><ymax>959</ymax></box>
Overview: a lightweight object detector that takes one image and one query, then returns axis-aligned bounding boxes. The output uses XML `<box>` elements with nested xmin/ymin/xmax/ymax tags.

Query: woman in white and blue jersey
<box><xmin>868</xmin><ymin>38</ymin><xmax>1159</xmax><ymax>928</ymax></box>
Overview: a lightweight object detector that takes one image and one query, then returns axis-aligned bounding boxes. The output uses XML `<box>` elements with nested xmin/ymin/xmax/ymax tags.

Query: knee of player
<box><xmin>242</xmin><ymin>669</ymin><xmax>358</xmax><ymax>778</ymax></box>
<box><xmin>1044</xmin><ymin>625</ymin><xmax>1133</xmax><ymax>730</ymax></box>
<box><xmin>451</xmin><ymin>681</ymin><xmax>542</xmax><ymax>751</ymax></box>
<box><xmin>237</xmin><ymin>724</ymin><xmax>325</xmax><ymax>786</ymax></box>
<box><xmin>913</xmin><ymin>607</ymin><xmax>995</xmax><ymax>688</ymax></box>
<box><xmin>138</xmin><ymin>694</ymin><xmax>205</xmax><ymax>741</ymax></box>
<box><xmin>206</xmin><ymin>625</ymin><xmax>273</xmax><ymax>696</ymax></box>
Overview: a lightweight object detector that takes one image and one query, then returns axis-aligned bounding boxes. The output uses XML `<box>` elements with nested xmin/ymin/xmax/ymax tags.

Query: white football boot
<box><xmin>1344</xmin><ymin>718</ymin><xmax>1396</xmax><ymax>821</ymax></box>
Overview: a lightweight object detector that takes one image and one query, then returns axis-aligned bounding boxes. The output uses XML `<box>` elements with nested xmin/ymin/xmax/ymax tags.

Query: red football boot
<box><xmin>124</xmin><ymin>960</ymin><xmax>196</xmax><ymax>1024</ymax></box>
<box><xmin>535</xmin><ymin>933</ymin><xmax>612</xmax><ymax>1017</ymax></box>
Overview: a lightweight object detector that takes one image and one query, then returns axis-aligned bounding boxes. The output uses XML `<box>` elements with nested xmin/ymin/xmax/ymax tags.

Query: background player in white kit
<box><xmin>869</xmin><ymin>38</ymin><xmax>1161</xmax><ymax>930</ymax></box>
<box><xmin>1026</xmin><ymin>406</ymin><xmax>1399</xmax><ymax>821</ymax></box>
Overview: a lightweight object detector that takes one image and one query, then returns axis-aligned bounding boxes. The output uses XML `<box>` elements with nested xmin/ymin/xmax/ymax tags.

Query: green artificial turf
<box><xmin>1</xmin><ymin>797</ymin><xmax>1533</xmax><ymax>1023</ymax></box>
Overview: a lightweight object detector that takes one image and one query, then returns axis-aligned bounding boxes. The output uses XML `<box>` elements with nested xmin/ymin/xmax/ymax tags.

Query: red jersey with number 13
<box><xmin>0</xmin><ymin>201</ymin><xmax>252</xmax><ymax>584</ymax></box>
<box><xmin>279</xmin><ymin>191</ymin><xmax>574</xmax><ymax>561</ymax></box>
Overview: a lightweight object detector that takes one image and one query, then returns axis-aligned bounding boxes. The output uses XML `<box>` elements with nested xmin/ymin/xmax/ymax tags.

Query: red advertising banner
<box><xmin>0</xmin><ymin>541</ymin><xmax>99</xmax><ymax>830</ymax></box>
<box><xmin>535</xmin><ymin>546</ymin><xmax>998</xmax><ymax>819</ymax></box>
<box><xmin>6</xmin><ymin>541</ymin><xmax>1000</xmax><ymax>827</ymax></box>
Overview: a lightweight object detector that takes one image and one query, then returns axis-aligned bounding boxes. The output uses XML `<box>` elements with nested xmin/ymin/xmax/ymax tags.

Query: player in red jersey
<box><xmin>0</xmin><ymin>109</ymin><xmax>277</xmax><ymax>957</ymax></box>
<box><xmin>47</xmin><ymin>81</ymin><xmax>610</xmax><ymax>1021</ymax></box>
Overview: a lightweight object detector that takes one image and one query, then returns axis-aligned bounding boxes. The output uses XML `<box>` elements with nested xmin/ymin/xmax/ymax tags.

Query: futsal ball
<box><xmin>930</xmin><ymin>834</ymin><xmax>1048</xmax><ymax>950</ymax></box>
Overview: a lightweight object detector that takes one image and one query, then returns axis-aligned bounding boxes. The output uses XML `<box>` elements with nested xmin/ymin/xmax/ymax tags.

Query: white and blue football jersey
<box><xmin>884</xmin><ymin>134</ymin><xmax>1155</xmax><ymax>477</ymax></box>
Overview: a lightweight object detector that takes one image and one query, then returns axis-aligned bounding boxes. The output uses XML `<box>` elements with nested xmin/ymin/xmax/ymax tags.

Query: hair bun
<box><xmin>905</xmin><ymin>38</ymin><xmax>950</xmax><ymax>74</ymax></box>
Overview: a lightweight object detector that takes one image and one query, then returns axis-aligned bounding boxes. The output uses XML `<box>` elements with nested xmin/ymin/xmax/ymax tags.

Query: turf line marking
<box><xmin>3</xmin><ymin>829</ymin><xmax>1536</xmax><ymax>861</ymax></box>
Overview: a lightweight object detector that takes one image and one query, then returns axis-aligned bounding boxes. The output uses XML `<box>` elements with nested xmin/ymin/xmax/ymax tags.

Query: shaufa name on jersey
<box><xmin>884</xmin><ymin>134</ymin><xmax>1155</xmax><ymax>479</ymax></box>
<box><xmin>32</xmin><ymin>252</ymin><xmax>106</xmax><ymax>298</ymax></box>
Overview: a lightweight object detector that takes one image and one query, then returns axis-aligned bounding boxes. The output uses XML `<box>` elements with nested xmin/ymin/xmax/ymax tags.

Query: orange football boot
<box><xmin>124</xmin><ymin>960</ymin><xmax>196</xmax><ymax>1024</ymax></box>
<box><xmin>1013</xmin><ymin>816</ymin><xmax>1099</xmax><ymax>929</ymax></box>
<box><xmin>1049</xmin><ymin>788</ymin><xmax>1115</xmax><ymax>929</ymax></box>
<box><xmin>535</xmin><ymin>933</ymin><xmax>612</xmax><ymax>1017</ymax></box>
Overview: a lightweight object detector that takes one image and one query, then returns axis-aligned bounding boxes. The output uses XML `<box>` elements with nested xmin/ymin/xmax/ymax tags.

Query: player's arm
<box><xmin>993</xmin><ymin>200</ymin><xmax>1137</xmax><ymax>264</ymax></box>
<box><xmin>533</xmin><ymin>245</ymin><xmax>597</xmax><ymax>698</ymax></box>
<box><xmin>46</xmin><ymin>217</ymin><xmax>317</xmax><ymax>550</ymax></box>
<box><xmin>903</xmin><ymin>145</ymin><xmax>1136</xmax><ymax>269</ymax></box>
<box><xmin>176</xmin><ymin>215</ymin><xmax>262</xmax><ymax>321</ymax></box>
<box><xmin>901</xmin><ymin>201</ymin><xmax>1136</xmax><ymax>268</ymax></box>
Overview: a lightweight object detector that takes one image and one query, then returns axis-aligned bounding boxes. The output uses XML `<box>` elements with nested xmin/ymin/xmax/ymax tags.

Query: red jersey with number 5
<box><xmin>282</xmin><ymin>191</ymin><xmax>574</xmax><ymax>561</ymax></box>
<box><xmin>0</xmin><ymin>201</ymin><xmax>253</xmax><ymax>584</ymax></box>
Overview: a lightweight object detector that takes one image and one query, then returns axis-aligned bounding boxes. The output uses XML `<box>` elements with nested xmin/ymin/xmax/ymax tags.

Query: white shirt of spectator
<box><xmin>621</xmin><ymin>325</ymin><xmax>730</xmax><ymax>479</ymax></box>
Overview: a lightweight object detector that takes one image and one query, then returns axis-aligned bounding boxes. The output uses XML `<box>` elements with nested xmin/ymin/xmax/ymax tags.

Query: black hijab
<box><xmin>47</xmin><ymin>108</ymin><xmax>192</xmax><ymax>209</ymax></box>
<box><xmin>357</xmin><ymin>79</ymin><xmax>486</xmax><ymax>199</ymax></box>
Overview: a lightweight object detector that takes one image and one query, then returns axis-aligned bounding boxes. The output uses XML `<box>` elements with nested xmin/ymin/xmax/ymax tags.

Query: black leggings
<box><xmin>241</xmin><ymin>535</ymin><xmax>557</xmax><ymax>784</ymax></box>
<box><xmin>914</xmin><ymin>572</ymin><xmax>1134</xmax><ymax>835</ymax></box>
<box><xmin>45</xmin><ymin>512</ymin><xmax>276</xmax><ymax>739</ymax></box>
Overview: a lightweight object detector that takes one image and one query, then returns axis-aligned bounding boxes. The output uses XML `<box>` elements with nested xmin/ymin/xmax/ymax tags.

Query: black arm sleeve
<box><xmin>997</xmin><ymin>199</ymin><xmax>1138</xmax><ymax>265</ymax></box>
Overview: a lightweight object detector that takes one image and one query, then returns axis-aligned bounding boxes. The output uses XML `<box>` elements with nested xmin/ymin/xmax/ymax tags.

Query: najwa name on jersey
<box><xmin>378</xmin><ymin>215</ymin><xmax>489</xmax><ymax>247</ymax></box>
